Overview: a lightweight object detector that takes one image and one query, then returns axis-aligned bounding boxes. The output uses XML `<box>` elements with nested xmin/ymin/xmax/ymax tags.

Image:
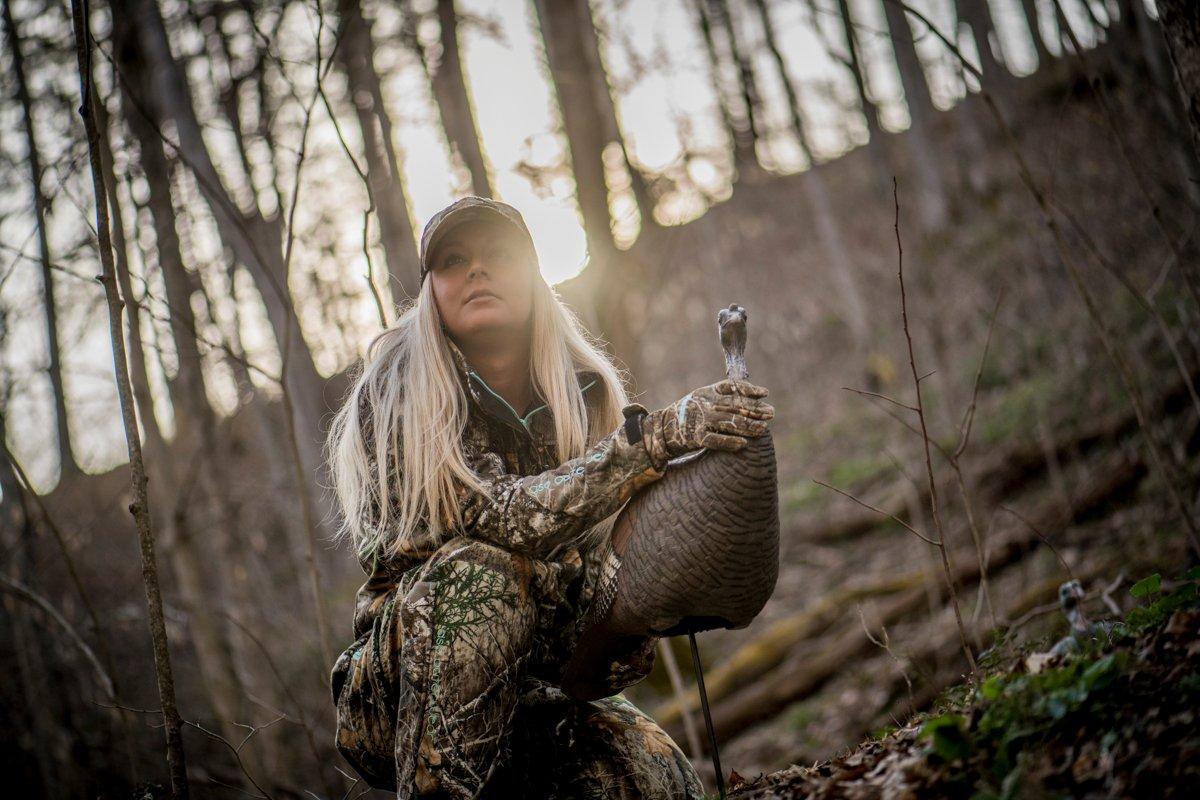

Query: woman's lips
<box><xmin>465</xmin><ymin>292</ymin><xmax>498</xmax><ymax>304</ymax></box>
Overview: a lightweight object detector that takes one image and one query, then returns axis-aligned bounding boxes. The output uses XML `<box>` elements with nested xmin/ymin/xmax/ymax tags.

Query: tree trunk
<box><xmin>958</xmin><ymin>0</ymin><xmax>1007</xmax><ymax>85</ymax></box>
<box><xmin>69</xmin><ymin>0</ymin><xmax>191</xmax><ymax>790</ymax></box>
<box><xmin>580</xmin><ymin>5</ymin><xmax>657</xmax><ymax>231</ymax></box>
<box><xmin>692</xmin><ymin>0</ymin><xmax>759</xmax><ymax>180</ymax></box>
<box><xmin>532</xmin><ymin>0</ymin><xmax>641</xmax><ymax>378</ymax></box>
<box><xmin>92</xmin><ymin>83</ymin><xmax>165</xmax><ymax>453</ymax></box>
<box><xmin>1</xmin><ymin>0</ymin><xmax>79</xmax><ymax>481</ymax></box>
<box><xmin>338</xmin><ymin>0</ymin><xmax>422</xmax><ymax>308</ymax></box>
<box><xmin>431</xmin><ymin>0</ymin><xmax>494</xmax><ymax>198</ymax></box>
<box><xmin>119</xmin><ymin>0</ymin><xmax>330</xmax><ymax>489</ymax></box>
<box><xmin>751</xmin><ymin>0</ymin><xmax>869</xmax><ymax>349</ymax></box>
<box><xmin>112</xmin><ymin>7</ymin><xmax>267</xmax><ymax>774</ymax></box>
<box><xmin>1019</xmin><ymin>0</ymin><xmax>1053</xmax><ymax>66</ymax></box>
<box><xmin>705</xmin><ymin>0</ymin><xmax>768</xmax><ymax>182</ymax></box>
<box><xmin>1157</xmin><ymin>0</ymin><xmax>1200</xmax><ymax>168</ymax></box>
<box><xmin>882</xmin><ymin>0</ymin><xmax>949</xmax><ymax>230</ymax></box>
<box><xmin>833</xmin><ymin>0</ymin><xmax>885</xmax><ymax>151</ymax></box>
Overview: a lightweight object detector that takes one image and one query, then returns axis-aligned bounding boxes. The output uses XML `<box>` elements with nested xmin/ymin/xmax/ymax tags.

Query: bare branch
<box><xmin>812</xmin><ymin>478</ymin><xmax>939</xmax><ymax>545</ymax></box>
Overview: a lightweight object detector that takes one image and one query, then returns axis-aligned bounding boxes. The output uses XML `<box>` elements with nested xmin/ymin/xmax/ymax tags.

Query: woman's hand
<box><xmin>642</xmin><ymin>379</ymin><xmax>774</xmax><ymax>469</ymax></box>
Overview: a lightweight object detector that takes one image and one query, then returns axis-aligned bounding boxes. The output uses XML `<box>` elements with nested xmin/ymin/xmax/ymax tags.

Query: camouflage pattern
<box><xmin>331</xmin><ymin>338</ymin><xmax>703</xmax><ymax>797</ymax></box>
<box><xmin>641</xmin><ymin>378</ymin><xmax>773</xmax><ymax>471</ymax></box>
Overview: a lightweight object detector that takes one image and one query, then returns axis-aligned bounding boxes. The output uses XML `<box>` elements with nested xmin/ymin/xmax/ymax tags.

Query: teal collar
<box><xmin>445</xmin><ymin>337</ymin><xmax>601</xmax><ymax>438</ymax></box>
<box><xmin>468</xmin><ymin>369</ymin><xmax>599</xmax><ymax>437</ymax></box>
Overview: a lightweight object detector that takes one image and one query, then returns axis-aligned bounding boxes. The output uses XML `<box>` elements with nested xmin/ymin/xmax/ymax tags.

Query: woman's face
<box><xmin>429</xmin><ymin>217</ymin><xmax>536</xmax><ymax>346</ymax></box>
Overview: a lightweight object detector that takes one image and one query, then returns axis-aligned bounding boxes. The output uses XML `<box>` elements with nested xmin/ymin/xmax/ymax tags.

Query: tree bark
<box><xmin>882</xmin><ymin>0</ymin><xmax>948</xmax><ymax>229</ymax></box>
<box><xmin>1</xmin><ymin>0</ymin><xmax>79</xmax><ymax>481</ymax></box>
<box><xmin>958</xmin><ymin>0</ymin><xmax>1006</xmax><ymax>84</ymax></box>
<box><xmin>1019</xmin><ymin>0</ymin><xmax>1053</xmax><ymax>66</ymax></box>
<box><xmin>69</xmin><ymin>0</ymin><xmax>189</xmax><ymax>793</ymax></box>
<box><xmin>1157</xmin><ymin>0</ymin><xmax>1200</xmax><ymax>167</ymax></box>
<box><xmin>751</xmin><ymin>0</ymin><xmax>869</xmax><ymax>349</ymax></box>
<box><xmin>338</xmin><ymin>0</ymin><xmax>422</xmax><ymax>307</ymax></box>
<box><xmin>430</xmin><ymin>0</ymin><xmax>494</xmax><ymax>198</ymax></box>
<box><xmin>532</xmin><ymin>0</ymin><xmax>641</xmax><ymax>377</ymax></box>
<box><xmin>117</xmin><ymin>0</ymin><xmax>329</xmax><ymax>487</ymax></box>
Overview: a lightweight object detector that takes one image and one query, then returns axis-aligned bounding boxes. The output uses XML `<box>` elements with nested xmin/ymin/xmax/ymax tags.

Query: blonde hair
<box><xmin>325</xmin><ymin>269</ymin><xmax>633</xmax><ymax>562</ymax></box>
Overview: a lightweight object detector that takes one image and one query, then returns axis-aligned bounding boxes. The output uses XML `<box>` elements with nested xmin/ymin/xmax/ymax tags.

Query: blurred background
<box><xmin>1</xmin><ymin>0</ymin><xmax>1198</xmax><ymax>796</ymax></box>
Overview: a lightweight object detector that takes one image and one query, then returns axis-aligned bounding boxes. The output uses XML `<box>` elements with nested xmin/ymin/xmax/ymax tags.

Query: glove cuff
<box><xmin>628</xmin><ymin>404</ymin><xmax>669</xmax><ymax>472</ymax></box>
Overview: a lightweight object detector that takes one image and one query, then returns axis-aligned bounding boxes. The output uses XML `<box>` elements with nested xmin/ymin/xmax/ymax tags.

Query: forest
<box><xmin>1</xmin><ymin>0</ymin><xmax>1198</xmax><ymax>797</ymax></box>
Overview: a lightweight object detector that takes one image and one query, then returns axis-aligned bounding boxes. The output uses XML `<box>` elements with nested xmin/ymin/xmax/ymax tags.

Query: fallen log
<box><xmin>653</xmin><ymin>574</ymin><xmax>921</xmax><ymax>729</ymax></box>
<box><xmin>664</xmin><ymin>451</ymin><xmax>1147</xmax><ymax>745</ymax></box>
<box><xmin>793</xmin><ymin>374</ymin><xmax>1188</xmax><ymax>545</ymax></box>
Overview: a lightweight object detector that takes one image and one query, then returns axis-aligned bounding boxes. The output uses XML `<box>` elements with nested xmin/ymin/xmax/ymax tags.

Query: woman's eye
<box><xmin>442</xmin><ymin>253</ymin><xmax>465</xmax><ymax>268</ymax></box>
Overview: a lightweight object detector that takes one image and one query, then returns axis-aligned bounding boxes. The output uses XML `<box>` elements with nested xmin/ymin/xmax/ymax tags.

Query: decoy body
<box><xmin>561</xmin><ymin>304</ymin><xmax>781</xmax><ymax>700</ymax></box>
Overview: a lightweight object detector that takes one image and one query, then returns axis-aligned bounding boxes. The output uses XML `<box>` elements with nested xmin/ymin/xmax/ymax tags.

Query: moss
<box><xmin>912</xmin><ymin>567</ymin><xmax>1200</xmax><ymax>795</ymax></box>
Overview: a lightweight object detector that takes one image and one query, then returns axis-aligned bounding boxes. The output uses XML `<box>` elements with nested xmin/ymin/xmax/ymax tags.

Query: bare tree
<box><xmin>1158</xmin><ymin>0</ymin><xmax>1200</xmax><ymax>166</ymax></box>
<box><xmin>751</xmin><ymin>0</ymin><xmax>869</xmax><ymax>350</ymax></box>
<box><xmin>532</xmin><ymin>0</ymin><xmax>642</xmax><ymax>376</ymax></box>
<box><xmin>1018</xmin><ymin>0</ymin><xmax>1054</xmax><ymax>66</ymax></box>
<box><xmin>426</xmin><ymin>0</ymin><xmax>495</xmax><ymax>198</ymax></box>
<box><xmin>881</xmin><ymin>0</ymin><xmax>949</xmax><ymax>229</ymax></box>
<box><xmin>337</xmin><ymin>0</ymin><xmax>422</xmax><ymax>307</ymax></box>
<box><xmin>69</xmin><ymin>0</ymin><xmax>189</xmax><ymax>792</ymax></box>
<box><xmin>116</xmin><ymin>0</ymin><xmax>330</xmax><ymax>488</ymax></box>
<box><xmin>2</xmin><ymin>0</ymin><xmax>79</xmax><ymax>481</ymax></box>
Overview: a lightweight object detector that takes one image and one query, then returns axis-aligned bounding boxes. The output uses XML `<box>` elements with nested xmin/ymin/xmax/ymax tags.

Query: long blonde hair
<box><xmin>325</xmin><ymin>270</ymin><xmax>633</xmax><ymax>563</ymax></box>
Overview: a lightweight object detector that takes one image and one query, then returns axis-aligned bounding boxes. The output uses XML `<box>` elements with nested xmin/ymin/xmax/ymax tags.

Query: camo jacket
<box><xmin>330</xmin><ymin>337</ymin><xmax>702</xmax><ymax>797</ymax></box>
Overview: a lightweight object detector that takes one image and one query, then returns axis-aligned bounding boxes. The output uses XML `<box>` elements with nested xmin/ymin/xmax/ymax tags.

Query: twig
<box><xmin>856</xmin><ymin>604</ymin><xmax>915</xmax><ymax>718</ymax></box>
<box><xmin>840</xmin><ymin>386</ymin><xmax>917</xmax><ymax>412</ymax></box>
<box><xmin>69</xmin><ymin>1</ymin><xmax>188</xmax><ymax>794</ymax></box>
<box><xmin>218</xmin><ymin>610</ymin><xmax>336</xmax><ymax>797</ymax></box>
<box><xmin>184</xmin><ymin>716</ymin><xmax>282</xmax><ymax>800</ymax></box>
<box><xmin>1100</xmin><ymin>571</ymin><xmax>1126</xmax><ymax>617</ymax></box>
<box><xmin>1000</xmin><ymin>505</ymin><xmax>1075</xmax><ymax>583</ymax></box>
<box><xmin>894</xmin><ymin>178</ymin><xmax>977</xmax><ymax>674</ymax></box>
<box><xmin>955</xmin><ymin>292</ymin><xmax>1004</xmax><ymax>460</ymax></box>
<box><xmin>812</xmin><ymin>478</ymin><xmax>939</xmax><ymax>545</ymax></box>
<box><xmin>657</xmin><ymin>638</ymin><xmax>704</xmax><ymax>762</ymax></box>
<box><xmin>0</xmin><ymin>574</ymin><xmax>116</xmax><ymax>701</ymax></box>
<box><xmin>0</xmin><ymin>439</ymin><xmax>117</xmax><ymax>676</ymax></box>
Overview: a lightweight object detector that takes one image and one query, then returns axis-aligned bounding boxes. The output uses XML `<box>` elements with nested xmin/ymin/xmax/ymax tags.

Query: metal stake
<box><xmin>688</xmin><ymin>630</ymin><xmax>725</xmax><ymax>799</ymax></box>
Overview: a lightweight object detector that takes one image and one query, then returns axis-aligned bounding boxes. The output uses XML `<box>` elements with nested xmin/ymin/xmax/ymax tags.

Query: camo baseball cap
<box><xmin>418</xmin><ymin>195</ymin><xmax>536</xmax><ymax>282</ymax></box>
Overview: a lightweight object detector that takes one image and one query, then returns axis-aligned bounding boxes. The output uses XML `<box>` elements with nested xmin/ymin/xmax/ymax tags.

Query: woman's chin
<box><xmin>461</xmin><ymin>311</ymin><xmax>518</xmax><ymax>336</ymax></box>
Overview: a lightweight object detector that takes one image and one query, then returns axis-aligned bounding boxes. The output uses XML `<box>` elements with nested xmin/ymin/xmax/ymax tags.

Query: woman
<box><xmin>326</xmin><ymin>196</ymin><xmax>774</xmax><ymax>798</ymax></box>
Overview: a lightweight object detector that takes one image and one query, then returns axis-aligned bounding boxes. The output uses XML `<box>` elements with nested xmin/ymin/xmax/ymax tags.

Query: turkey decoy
<box><xmin>1048</xmin><ymin>579</ymin><xmax>1117</xmax><ymax>657</ymax></box>
<box><xmin>562</xmin><ymin>303</ymin><xmax>781</xmax><ymax>700</ymax></box>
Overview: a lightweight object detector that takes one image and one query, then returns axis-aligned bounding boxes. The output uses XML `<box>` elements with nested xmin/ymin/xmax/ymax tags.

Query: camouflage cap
<box><xmin>418</xmin><ymin>196</ymin><xmax>536</xmax><ymax>283</ymax></box>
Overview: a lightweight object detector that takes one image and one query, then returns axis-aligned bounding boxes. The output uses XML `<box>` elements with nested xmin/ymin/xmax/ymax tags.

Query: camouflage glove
<box><xmin>638</xmin><ymin>379</ymin><xmax>774</xmax><ymax>471</ymax></box>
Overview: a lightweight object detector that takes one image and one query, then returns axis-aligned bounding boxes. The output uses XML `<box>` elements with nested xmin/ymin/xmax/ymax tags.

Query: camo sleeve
<box><xmin>447</xmin><ymin>405</ymin><xmax>664</xmax><ymax>560</ymax></box>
